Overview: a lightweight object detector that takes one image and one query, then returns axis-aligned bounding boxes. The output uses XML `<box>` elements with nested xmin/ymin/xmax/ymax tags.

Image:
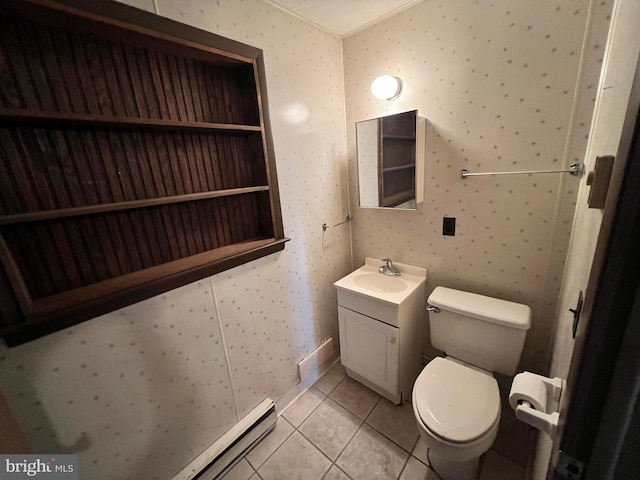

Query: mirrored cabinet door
<box><xmin>356</xmin><ymin>110</ymin><xmax>425</xmax><ymax>209</ymax></box>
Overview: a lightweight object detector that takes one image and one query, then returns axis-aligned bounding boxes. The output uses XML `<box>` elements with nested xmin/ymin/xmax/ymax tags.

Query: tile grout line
<box><xmin>296</xmin><ymin>385</ymin><xmax>355</xmax><ymax>478</ymax></box>
<box><xmin>355</xmin><ymin>396</ymin><xmax>416</xmax><ymax>480</ymax></box>
<box><xmin>329</xmin><ymin>395</ymin><xmax>383</xmax><ymax>475</ymax></box>
<box><xmin>297</xmin><ymin>371</ymin><xmax>426</xmax><ymax>480</ymax></box>
<box><xmin>396</xmin><ymin>453</ymin><xmax>412</xmax><ymax>480</ymax></box>
<box><xmin>363</xmin><ymin>403</ymin><xmax>421</xmax><ymax>457</ymax></box>
<box><xmin>246</xmin><ymin>366</ymin><xmax>526</xmax><ymax>480</ymax></box>
<box><xmin>253</xmin><ymin>367</ymin><xmax>349</xmax><ymax>479</ymax></box>
<box><xmin>306</xmin><ymin>371</ymin><xmax>358</xmax><ymax>480</ymax></box>
<box><xmin>247</xmin><ymin>416</ymin><xmax>296</xmax><ymax>473</ymax></box>
<box><xmin>283</xmin><ymin>366</ymin><xmax>348</xmax><ymax>429</ymax></box>
<box><xmin>299</xmin><ymin>388</ymin><xmax>383</xmax><ymax>480</ymax></box>
<box><xmin>256</xmin><ymin>387</ymin><xmax>334</xmax><ymax>478</ymax></box>
<box><xmin>487</xmin><ymin>446</ymin><xmax>529</xmax><ymax>468</ymax></box>
<box><xmin>283</xmin><ymin>385</ymin><xmax>328</xmax><ymax>428</ymax></box>
<box><xmin>257</xmin><ymin>368</ymin><xmax>446</xmax><ymax>480</ymax></box>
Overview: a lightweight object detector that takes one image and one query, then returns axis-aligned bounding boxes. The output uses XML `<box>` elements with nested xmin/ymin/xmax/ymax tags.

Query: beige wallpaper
<box><xmin>0</xmin><ymin>1</ymin><xmax>351</xmax><ymax>479</ymax></box>
<box><xmin>534</xmin><ymin>1</ymin><xmax>640</xmax><ymax>477</ymax></box>
<box><xmin>0</xmin><ymin>1</ymin><xmax>621</xmax><ymax>479</ymax></box>
<box><xmin>343</xmin><ymin>0</ymin><xmax>612</xmax><ymax>375</ymax></box>
<box><xmin>550</xmin><ymin>0</ymin><xmax>640</xmax><ymax>384</ymax></box>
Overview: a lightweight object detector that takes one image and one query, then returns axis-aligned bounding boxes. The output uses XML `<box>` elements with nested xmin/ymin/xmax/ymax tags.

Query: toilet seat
<box><xmin>414</xmin><ymin>357</ymin><xmax>500</xmax><ymax>443</ymax></box>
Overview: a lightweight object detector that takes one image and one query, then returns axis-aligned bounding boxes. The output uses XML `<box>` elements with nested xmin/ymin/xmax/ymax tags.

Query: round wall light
<box><xmin>371</xmin><ymin>75</ymin><xmax>402</xmax><ymax>100</ymax></box>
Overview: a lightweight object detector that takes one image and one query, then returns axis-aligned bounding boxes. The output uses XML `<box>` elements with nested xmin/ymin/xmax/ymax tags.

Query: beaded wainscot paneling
<box><xmin>0</xmin><ymin>0</ymin><xmax>351</xmax><ymax>478</ymax></box>
<box><xmin>343</xmin><ymin>0</ymin><xmax>612</xmax><ymax>374</ymax></box>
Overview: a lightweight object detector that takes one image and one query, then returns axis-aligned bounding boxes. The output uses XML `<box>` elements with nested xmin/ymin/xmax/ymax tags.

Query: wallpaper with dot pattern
<box><xmin>550</xmin><ymin>0</ymin><xmax>640</xmax><ymax>383</ymax></box>
<box><xmin>0</xmin><ymin>1</ymin><xmax>616</xmax><ymax>478</ymax></box>
<box><xmin>535</xmin><ymin>3</ymin><xmax>640</xmax><ymax>477</ymax></box>
<box><xmin>0</xmin><ymin>1</ymin><xmax>351</xmax><ymax>479</ymax></box>
<box><xmin>343</xmin><ymin>0</ymin><xmax>612</xmax><ymax>375</ymax></box>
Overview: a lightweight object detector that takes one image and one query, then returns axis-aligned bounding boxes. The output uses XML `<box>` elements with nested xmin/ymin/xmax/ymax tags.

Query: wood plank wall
<box><xmin>0</xmin><ymin>17</ymin><xmax>259</xmax><ymax>124</ymax></box>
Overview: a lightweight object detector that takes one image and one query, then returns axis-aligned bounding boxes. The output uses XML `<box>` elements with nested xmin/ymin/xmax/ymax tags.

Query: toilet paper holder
<box><xmin>509</xmin><ymin>372</ymin><xmax>564</xmax><ymax>437</ymax></box>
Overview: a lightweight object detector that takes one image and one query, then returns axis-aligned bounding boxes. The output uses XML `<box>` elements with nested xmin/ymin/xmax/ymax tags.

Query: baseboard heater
<box><xmin>173</xmin><ymin>398</ymin><xmax>277</xmax><ymax>480</ymax></box>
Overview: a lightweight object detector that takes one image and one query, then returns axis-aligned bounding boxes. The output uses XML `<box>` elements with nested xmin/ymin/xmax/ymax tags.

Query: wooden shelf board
<box><xmin>382</xmin><ymin>134</ymin><xmax>416</xmax><ymax>140</ymax></box>
<box><xmin>0</xmin><ymin>237</ymin><xmax>290</xmax><ymax>345</ymax></box>
<box><xmin>0</xmin><ymin>186</ymin><xmax>270</xmax><ymax>226</ymax></box>
<box><xmin>25</xmin><ymin>237</ymin><xmax>288</xmax><ymax>316</ymax></box>
<box><xmin>0</xmin><ymin>108</ymin><xmax>262</xmax><ymax>133</ymax></box>
<box><xmin>381</xmin><ymin>189</ymin><xmax>415</xmax><ymax>207</ymax></box>
<box><xmin>382</xmin><ymin>164</ymin><xmax>415</xmax><ymax>173</ymax></box>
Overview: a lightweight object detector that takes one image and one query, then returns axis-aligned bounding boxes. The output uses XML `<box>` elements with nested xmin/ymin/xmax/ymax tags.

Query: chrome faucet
<box><xmin>378</xmin><ymin>258</ymin><xmax>401</xmax><ymax>276</ymax></box>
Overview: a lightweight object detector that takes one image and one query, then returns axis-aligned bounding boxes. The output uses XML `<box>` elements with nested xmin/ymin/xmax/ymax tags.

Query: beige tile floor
<box><xmin>222</xmin><ymin>362</ymin><xmax>527</xmax><ymax>480</ymax></box>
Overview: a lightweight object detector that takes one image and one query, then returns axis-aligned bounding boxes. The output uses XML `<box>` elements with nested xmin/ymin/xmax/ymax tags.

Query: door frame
<box><xmin>552</xmin><ymin>52</ymin><xmax>640</xmax><ymax>478</ymax></box>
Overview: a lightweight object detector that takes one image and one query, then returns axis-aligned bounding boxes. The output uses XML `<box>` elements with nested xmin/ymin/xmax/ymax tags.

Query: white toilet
<box><xmin>412</xmin><ymin>286</ymin><xmax>532</xmax><ymax>480</ymax></box>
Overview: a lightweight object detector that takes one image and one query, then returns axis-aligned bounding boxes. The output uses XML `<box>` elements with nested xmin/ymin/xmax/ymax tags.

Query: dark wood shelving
<box><xmin>0</xmin><ymin>0</ymin><xmax>287</xmax><ymax>346</ymax></box>
<box><xmin>382</xmin><ymin>164</ymin><xmax>415</xmax><ymax>173</ymax></box>
<box><xmin>381</xmin><ymin>189</ymin><xmax>415</xmax><ymax>207</ymax></box>
<box><xmin>27</xmin><ymin>237</ymin><xmax>286</xmax><ymax>316</ymax></box>
<box><xmin>0</xmin><ymin>108</ymin><xmax>263</xmax><ymax>133</ymax></box>
<box><xmin>0</xmin><ymin>186</ymin><xmax>270</xmax><ymax>226</ymax></box>
<box><xmin>379</xmin><ymin>110</ymin><xmax>418</xmax><ymax>207</ymax></box>
<box><xmin>382</xmin><ymin>134</ymin><xmax>416</xmax><ymax>140</ymax></box>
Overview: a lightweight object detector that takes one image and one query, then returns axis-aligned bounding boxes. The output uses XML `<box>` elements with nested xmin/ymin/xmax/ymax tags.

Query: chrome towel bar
<box><xmin>460</xmin><ymin>162</ymin><xmax>585</xmax><ymax>179</ymax></box>
<box><xmin>322</xmin><ymin>214</ymin><xmax>353</xmax><ymax>232</ymax></box>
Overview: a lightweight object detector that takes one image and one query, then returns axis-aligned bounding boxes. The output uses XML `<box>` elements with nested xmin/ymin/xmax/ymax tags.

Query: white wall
<box><xmin>0</xmin><ymin>1</ymin><xmax>351</xmax><ymax>479</ymax></box>
<box><xmin>342</xmin><ymin>0</ymin><xmax>612</xmax><ymax>377</ymax></box>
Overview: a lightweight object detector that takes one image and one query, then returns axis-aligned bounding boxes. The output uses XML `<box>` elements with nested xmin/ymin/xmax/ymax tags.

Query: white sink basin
<box><xmin>353</xmin><ymin>273</ymin><xmax>407</xmax><ymax>293</ymax></box>
<box><xmin>334</xmin><ymin>257</ymin><xmax>427</xmax><ymax>308</ymax></box>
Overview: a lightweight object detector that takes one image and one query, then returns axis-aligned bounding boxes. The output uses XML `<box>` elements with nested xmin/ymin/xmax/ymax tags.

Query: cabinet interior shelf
<box><xmin>0</xmin><ymin>108</ymin><xmax>263</xmax><ymax>134</ymax></box>
<box><xmin>382</xmin><ymin>134</ymin><xmax>416</xmax><ymax>140</ymax></box>
<box><xmin>0</xmin><ymin>186</ymin><xmax>270</xmax><ymax>226</ymax></box>
<box><xmin>383</xmin><ymin>164</ymin><xmax>415</xmax><ymax>173</ymax></box>
<box><xmin>382</xmin><ymin>189</ymin><xmax>415</xmax><ymax>207</ymax></box>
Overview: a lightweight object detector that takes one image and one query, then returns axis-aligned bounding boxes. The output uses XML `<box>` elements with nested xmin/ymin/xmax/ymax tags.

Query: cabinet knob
<box><xmin>390</xmin><ymin>337</ymin><xmax>397</xmax><ymax>344</ymax></box>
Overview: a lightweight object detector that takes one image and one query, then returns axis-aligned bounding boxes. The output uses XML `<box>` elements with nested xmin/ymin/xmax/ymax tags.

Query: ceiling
<box><xmin>265</xmin><ymin>0</ymin><xmax>422</xmax><ymax>37</ymax></box>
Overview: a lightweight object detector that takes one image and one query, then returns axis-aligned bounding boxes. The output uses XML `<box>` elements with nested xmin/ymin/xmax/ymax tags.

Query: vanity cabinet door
<box><xmin>338</xmin><ymin>306</ymin><xmax>399</xmax><ymax>395</ymax></box>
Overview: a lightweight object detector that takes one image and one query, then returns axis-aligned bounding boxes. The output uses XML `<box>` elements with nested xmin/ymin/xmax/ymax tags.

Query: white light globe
<box><xmin>371</xmin><ymin>75</ymin><xmax>402</xmax><ymax>100</ymax></box>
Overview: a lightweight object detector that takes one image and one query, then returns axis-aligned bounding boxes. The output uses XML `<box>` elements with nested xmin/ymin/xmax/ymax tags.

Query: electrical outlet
<box><xmin>443</xmin><ymin>217</ymin><xmax>456</xmax><ymax>236</ymax></box>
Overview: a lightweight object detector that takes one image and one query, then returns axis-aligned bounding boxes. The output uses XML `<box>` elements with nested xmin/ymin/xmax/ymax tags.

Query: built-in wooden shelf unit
<box><xmin>0</xmin><ymin>0</ymin><xmax>287</xmax><ymax>345</ymax></box>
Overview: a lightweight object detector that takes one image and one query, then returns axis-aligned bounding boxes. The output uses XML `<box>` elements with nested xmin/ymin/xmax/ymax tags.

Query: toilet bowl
<box><xmin>412</xmin><ymin>357</ymin><xmax>500</xmax><ymax>480</ymax></box>
<box><xmin>412</xmin><ymin>287</ymin><xmax>532</xmax><ymax>480</ymax></box>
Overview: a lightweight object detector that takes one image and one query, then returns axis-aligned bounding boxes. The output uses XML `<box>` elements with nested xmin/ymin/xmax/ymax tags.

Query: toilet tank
<box><xmin>427</xmin><ymin>287</ymin><xmax>532</xmax><ymax>375</ymax></box>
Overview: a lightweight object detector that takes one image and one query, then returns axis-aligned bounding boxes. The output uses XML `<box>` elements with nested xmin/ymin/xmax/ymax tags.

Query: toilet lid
<box><xmin>414</xmin><ymin>357</ymin><xmax>500</xmax><ymax>443</ymax></box>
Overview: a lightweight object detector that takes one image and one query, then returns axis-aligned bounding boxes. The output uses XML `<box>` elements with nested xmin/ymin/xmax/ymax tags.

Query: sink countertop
<box><xmin>334</xmin><ymin>257</ymin><xmax>427</xmax><ymax>306</ymax></box>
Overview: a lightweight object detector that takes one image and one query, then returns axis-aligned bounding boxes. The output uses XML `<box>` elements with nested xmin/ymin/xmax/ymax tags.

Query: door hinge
<box><xmin>557</xmin><ymin>451</ymin><xmax>585</xmax><ymax>480</ymax></box>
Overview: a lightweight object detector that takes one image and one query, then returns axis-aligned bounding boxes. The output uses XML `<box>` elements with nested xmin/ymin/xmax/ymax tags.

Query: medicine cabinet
<box><xmin>356</xmin><ymin>110</ymin><xmax>425</xmax><ymax>209</ymax></box>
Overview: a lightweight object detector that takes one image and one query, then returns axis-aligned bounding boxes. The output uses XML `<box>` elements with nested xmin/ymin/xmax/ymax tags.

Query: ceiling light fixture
<box><xmin>371</xmin><ymin>75</ymin><xmax>402</xmax><ymax>100</ymax></box>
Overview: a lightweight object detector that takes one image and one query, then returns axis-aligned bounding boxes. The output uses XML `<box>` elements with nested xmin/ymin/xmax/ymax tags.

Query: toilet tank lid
<box><xmin>428</xmin><ymin>287</ymin><xmax>531</xmax><ymax>330</ymax></box>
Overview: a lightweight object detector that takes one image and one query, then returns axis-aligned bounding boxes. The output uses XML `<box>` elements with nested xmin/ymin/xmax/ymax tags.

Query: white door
<box><xmin>338</xmin><ymin>306</ymin><xmax>399</xmax><ymax>395</ymax></box>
